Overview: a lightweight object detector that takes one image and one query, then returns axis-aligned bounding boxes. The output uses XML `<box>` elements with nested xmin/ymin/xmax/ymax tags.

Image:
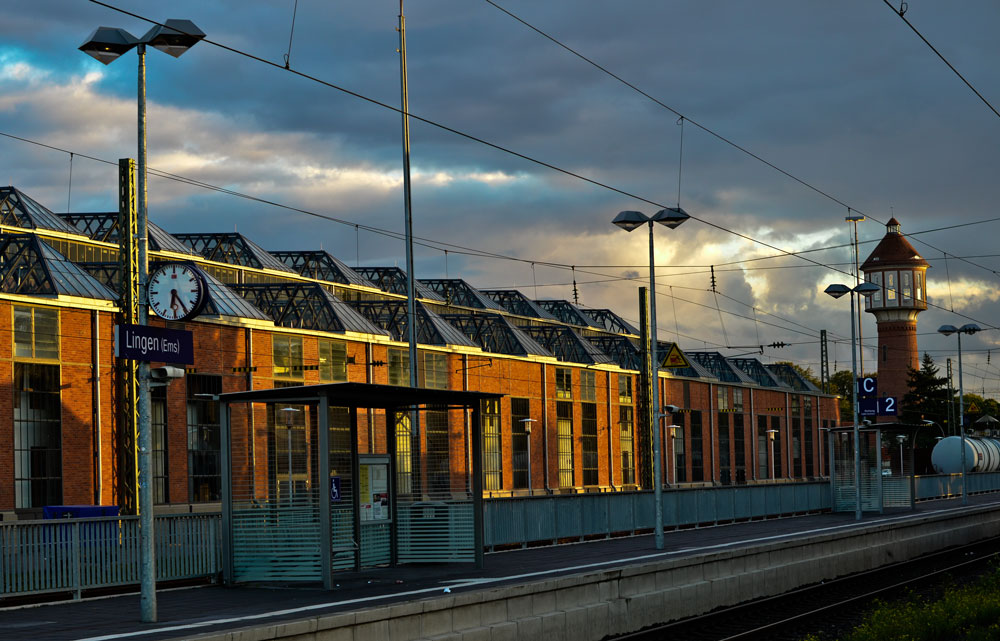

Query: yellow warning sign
<box><xmin>968</xmin><ymin>403</ymin><xmax>980</xmax><ymax>415</ymax></box>
<box><xmin>662</xmin><ymin>344</ymin><xmax>691</xmax><ymax>369</ymax></box>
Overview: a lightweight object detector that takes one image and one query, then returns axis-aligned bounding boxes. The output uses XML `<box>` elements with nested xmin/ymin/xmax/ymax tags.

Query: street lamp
<box><xmin>612</xmin><ymin>207</ymin><xmax>689</xmax><ymax>550</ymax></box>
<box><xmin>766</xmin><ymin>429</ymin><xmax>778</xmax><ymax>479</ymax></box>
<box><xmin>824</xmin><ymin>280</ymin><xmax>880</xmax><ymax>520</ymax></box>
<box><xmin>896</xmin><ymin>433</ymin><xmax>907</xmax><ymax>477</ymax></box>
<box><xmin>80</xmin><ymin>18</ymin><xmax>205</xmax><ymax>625</ymax></box>
<box><xmin>667</xmin><ymin>425</ymin><xmax>681</xmax><ymax>486</ymax></box>
<box><xmin>938</xmin><ymin>322</ymin><xmax>981</xmax><ymax>505</ymax></box>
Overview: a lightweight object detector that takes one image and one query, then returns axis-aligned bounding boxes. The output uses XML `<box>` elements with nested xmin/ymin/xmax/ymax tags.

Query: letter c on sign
<box><xmin>863</xmin><ymin>377</ymin><xmax>875</xmax><ymax>394</ymax></box>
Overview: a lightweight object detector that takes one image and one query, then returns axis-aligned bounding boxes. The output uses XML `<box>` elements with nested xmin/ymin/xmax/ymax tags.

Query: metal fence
<box><xmin>1</xmin><ymin>513</ymin><xmax>220</xmax><ymax>599</ymax></box>
<box><xmin>6</xmin><ymin>474</ymin><xmax>1000</xmax><ymax>599</ymax></box>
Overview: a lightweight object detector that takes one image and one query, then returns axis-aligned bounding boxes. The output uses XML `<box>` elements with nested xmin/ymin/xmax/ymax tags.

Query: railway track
<box><xmin>615</xmin><ymin>535</ymin><xmax>1000</xmax><ymax>641</ymax></box>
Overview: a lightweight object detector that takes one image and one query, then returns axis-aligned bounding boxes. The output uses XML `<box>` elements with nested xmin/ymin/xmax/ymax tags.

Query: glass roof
<box><xmin>353</xmin><ymin>266</ymin><xmax>445</xmax><ymax>301</ymax></box>
<box><xmin>729</xmin><ymin>358</ymin><xmax>789</xmax><ymax>388</ymax></box>
<box><xmin>351</xmin><ymin>299</ymin><xmax>477</xmax><ymax>347</ymax></box>
<box><xmin>581</xmin><ymin>308</ymin><xmax>639</xmax><ymax>335</ymax></box>
<box><xmin>59</xmin><ymin>212</ymin><xmax>198</xmax><ymax>255</ymax></box>
<box><xmin>269</xmin><ymin>250</ymin><xmax>376</xmax><ymax>288</ymax></box>
<box><xmin>585</xmin><ymin>334</ymin><xmax>642</xmax><ymax>370</ymax></box>
<box><xmin>535</xmin><ymin>300</ymin><xmax>600</xmax><ymax>328</ymax></box>
<box><xmin>766</xmin><ymin>364</ymin><xmax>822</xmax><ymax>392</ymax></box>
<box><xmin>440</xmin><ymin>311</ymin><xmax>552</xmax><ymax>357</ymax></box>
<box><xmin>191</xmin><ymin>267</ymin><xmax>272</xmax><ymax>321</ymax></box>
<box><xmin>522</xmin><ymin>325</ymin><xmax>613</xmax><ymax>365</ymax></box>
<box><xmin>0</xmin><ymin>233</ymin><xmax>116</xmax><ymax>299</ymax></box>
<box><xmin>173</xmin><ymin>233</ymin><xmax>295</xmax><ymax>272</ymax></box>
<box><xmin>234</xmin><ymin>283</ymin><xmax>388</xmax><ymax>334</ymax></box>
<box><xmin>418</xmin><ymin>279</ymin><xmax>506</xmax><ymax>311</ymax></box>
<box><xmin>480</xmin><ymin>289</ymin><xmax>559</xmax><ymax>320</ymax></box>
<box><xmin>687</xmin><ymin>352</ymin><xmax>758</xmax><ymax>385</ymax></box>
<box><xmin>0</xmin><ymin>187</ymin><xmax>81</xmax><ymax>234</ymax></box>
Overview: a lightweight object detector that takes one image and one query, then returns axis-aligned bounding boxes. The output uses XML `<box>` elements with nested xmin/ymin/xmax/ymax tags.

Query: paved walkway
<box><xmin>3</xmin><ymin>493</ymin><xmax>997</xmax><ymax>641</ymax></box>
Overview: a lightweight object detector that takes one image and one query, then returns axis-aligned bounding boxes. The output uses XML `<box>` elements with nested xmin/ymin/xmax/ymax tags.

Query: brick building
<box><xmin>0</xmin><ymin>185</ymin><xmax>839</xmax><ymax>519</ymax></box>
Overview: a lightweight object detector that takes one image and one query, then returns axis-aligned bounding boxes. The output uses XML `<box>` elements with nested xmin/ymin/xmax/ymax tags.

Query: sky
<box><xmin>3</xmin><ymin>0</ymin><xmax>1000</xmax><ymax>401</ymax></box>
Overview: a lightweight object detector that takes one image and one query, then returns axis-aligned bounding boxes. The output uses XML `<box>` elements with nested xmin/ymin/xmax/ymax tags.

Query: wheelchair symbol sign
<box><xmin>330</xmin><ymin>476</ymin><xmax>342</xmax><ymax>502</ymax></box>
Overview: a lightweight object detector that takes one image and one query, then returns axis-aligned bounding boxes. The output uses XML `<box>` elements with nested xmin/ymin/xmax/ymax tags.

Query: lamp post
<box><xmin>520</xmin><ymin>418</ymin><xmax>536</xmax><ymax>494</ymax></box>
<box><xmin>766</xmin><ymin>429</ymin><xmax>778</xmax><ymax>479</ymax></box>
<box><xmin>938</xmin><ymin>323</ymin><xmax>980</xmax><ymax>506</ymax></box>
<box><xmin>824</xmin><ymin>281</ymin><xmax>880</xmax><ymax>520</ymax></box>
<box><xmin>896</xmin><ymin>433</ymin><xmax>906</xmax><ymax>477</ymax></box>
<box><xmin>612</xmin><ymin>207</ymin><xmax>689</xmax><ymax>549</ymax></box>
<box><xmin>667</xmin><ymin>425</ymin><xmax>681</xmax><ymax>485</ymax></box>
<box><xmin>80</xmin><ymin>19</ymin><xmax>205</xmax><ymax>624</ymax></box>
<box><xmin>846</xmin><ymin>213</ymin><xmax>866</xmax><ymax>374</ymax></box>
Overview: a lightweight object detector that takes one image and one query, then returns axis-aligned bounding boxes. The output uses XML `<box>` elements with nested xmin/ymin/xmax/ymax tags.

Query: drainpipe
<box><xmin>366</xmin><ymin>342</ymin><xmax>375</xmax><ymax>449</ymax></box>
<box><xmin>245</xmin><ymin>328</ymin><xmax>255</xmax><ymax>480</ymax></box>
<box><xmin>463</xmin><ymin>354</ymin><xmax>471</xmax><ymax>482</ymax></box>
<box><xmin>541</xmin><ymin>363</ymin><xmax>550</xmax><ymax>492</ymax></box>
<box><xmin>92</xmin><ymin>310</ymin><xmax>102</xmax><ymax>505</ymax></box>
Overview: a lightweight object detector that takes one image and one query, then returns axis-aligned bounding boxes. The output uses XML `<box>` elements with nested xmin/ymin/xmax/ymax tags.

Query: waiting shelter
<box><xmin>830</xmin><ymin>422</ymin><xmax>925</xmax><ymax>514</ymax></box>
<box><xmin>217</xmin><ymin>382</ymin><xmax>502</xmax><ymax>588</ymax></box>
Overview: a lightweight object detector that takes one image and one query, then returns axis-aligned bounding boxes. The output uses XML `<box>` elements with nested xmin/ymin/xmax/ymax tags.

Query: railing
<box><xmin>1</xmin><ymin>513</ymin><xmax>220</xmax><ymax>600</ymax></box>
<box><xmin>484</xmin><ymin>482</ymin><xmax>831</xmax><ymax>550</ymax></box>
<box><xmin>915</xmin><ymin>471</ymin><xmax>1000</xmax><ymax>501</ymax></box>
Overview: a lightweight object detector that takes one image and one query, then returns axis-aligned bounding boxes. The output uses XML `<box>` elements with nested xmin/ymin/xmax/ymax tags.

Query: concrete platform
<box><xmin>4</xmin><ymin>493</ymin><xmax>1000</xmax><ymax>641</ymax></box>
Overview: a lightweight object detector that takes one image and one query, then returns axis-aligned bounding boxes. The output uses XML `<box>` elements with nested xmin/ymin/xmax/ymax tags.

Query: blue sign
<box><xmin>859</xmin><ymin>398</ymin><xmax>878</xmax><ymax>417</ymax></box>
<box><xmin>858</xmin><ymin>396</ymin><xmax>897</xmax><ymax>417</ymax></box>
<box><xmin>879</xmin><ymin>397</ymin><xmax>897</xmax><ymax>416</ymax></box>
<box><xmin>857</xmin><ymin>377</ymin><xmax>877</xmax><ymax>398</ymax></box>
<box><xmin>330</xmin><ymin>476</ymin><xmax>342</xmax><ymax>502</ymax></box>
<box><xmin>114</xmin><ymin>324</ymin><xmax>194</xmax><ymax>364</ymax></box>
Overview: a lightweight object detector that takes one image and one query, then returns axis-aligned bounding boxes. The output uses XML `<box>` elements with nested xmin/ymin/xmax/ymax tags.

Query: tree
<box><xmin>829</xmin><ymin>369</ymin><xmax>855</xmax><ymax>420</ymax></box>
<box><xmin>901</xmin><ymin>353</ymin><xmax>952</xmax><ymax>429</ymax></box>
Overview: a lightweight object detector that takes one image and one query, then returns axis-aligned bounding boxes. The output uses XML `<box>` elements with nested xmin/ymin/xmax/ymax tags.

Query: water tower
<box><xmin>860</xmin><ymin>218</ymin><xmax>930</xmax><ymax>404</ymax></box>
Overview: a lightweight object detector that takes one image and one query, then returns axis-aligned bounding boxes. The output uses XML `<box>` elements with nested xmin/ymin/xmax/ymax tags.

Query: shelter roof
<box><xmin>419</xmin><ymin>279</ymin><xmax>506</xmax><ymax>311</ymax></box>
<box><xmin>0</xmin><ymin>233</ymin><xmax>117</xmax><ymax>300</ymax></box>
<box><xmin>0</xmin><ymin>187</ymin><xmax>81</xmax><ymax>234</ymax></box>
<box><xmin>479</xmin><ymin>289</ymin><xmax>558</xmax><ymax>320</ymax></box>
<box><xmin>218</xmin><ymin>381</ymin><xmax>502</xmax><ymax>410</ymax></box>
<box><xmin>353</xmin><ymin>266</ymin><xmax>445</xmax><ymax>301</ymax></box>
<box><xmin>173</xmin><ymin>232</ymin><xmax>295</xmax><ymax>273</ymax></box>
<box><xmin>269</xmin><ymin>250</ymin><xmax>376</xmax><ymax>288</ymax></box>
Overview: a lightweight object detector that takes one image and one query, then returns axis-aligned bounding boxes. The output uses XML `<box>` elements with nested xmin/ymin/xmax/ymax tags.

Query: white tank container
<box><xmin>930</xmin><ymin>435</ymin><xmax>1000</xmax><ymax>474</ymax></box>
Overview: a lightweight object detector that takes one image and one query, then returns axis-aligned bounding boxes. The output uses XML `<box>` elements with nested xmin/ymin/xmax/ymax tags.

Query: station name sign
<box><xmin>114</xmin><ymin>324</ymin><xmax>194</xmax><ymax>364</ymax></box>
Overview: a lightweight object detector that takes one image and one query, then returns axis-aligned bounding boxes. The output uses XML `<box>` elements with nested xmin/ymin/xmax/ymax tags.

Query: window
<box><xmin>804</xmin><ymin>397</ymin><xmax>814</xmax><ymax>477</ymax></box>
<box><xmin>426</xmin><ymin>409</ymin><xmax>451</xmax><ymax>495</ymax></box>
<box><xmin>269</xmin><ymin>401</ymin><xmax>308</xmax><ymax>503</ymax></box>
<box><xmin>757</xmin><ymin>416</ymin><xmax>769</xmax><ymax>479</ymax></box>
<box><xmin>395</xmin><ymin>413</ymin><xmax>412</xmax><ymax>495</ymax></box>
<box><xmin>733</xmin><ymin>388</ymin><xmax>744</xmax><ymax>413</ymax></box>
<box><xmin>734</xmin><ymin>413</ymin><xmax>746</xmax><ymax>484</ymax></box>
<box><xmin>674</xmin><ymin>421</ymin><xmax>686</xmax><ymax>483</ymax></box>
<box><xmin>619</xmin><ymin>405</ymin><xmax>635</xmax><ymax>485</ymax></box>
<box><xmin>690</xmin><ymin>411</ymin><xmax>703</xmax><ymax>482</ymax></box>
<box><xmin>421</xmin><ymin>351</ymin><xmax>449</xmax><ymax>390</ymax></box>
<box><xmin>716</xmin><ymin>386</ymin><xmax>729</xmax><ymax>411</ymax></box>
<box><xmin>718</xmin><ymin>413</ymin><xmax>731</xmax><ymax>485</ymax></box>
<box><xmin>13</xmin><ymin>363</ymin><xmax>61</xmax><ymax>508</ymax></box>
<box><xmin>771</xmin><ymin>416</ymin><xmax>783</xmax><ymax>478</ymax></box>
<box><xmin>580</xmin><ymin>370</ymin><xmax>597</xmax><ymax>402</ymax></box>
<box><xmin>187</xmin><ymin>374</ymin><xmax>222</xmax><ymax>502</ymax></box>
<box><xmin>14</xmin><ymin>306</ymin><xmax>58</xmax><ymax>360</ymax></box>
<box><xmin>557</xmin><ymin>401</ymin><xmax>574</xmax><ymax>487</ymax></box>
<box><xmin>555</xmin><ymin>368</ymin><xmax>572</xmax><ymax>399</ymax></box>
<box><xmin>272</xmin><ymin>335</ymin><xmax>303</xmax><ymax>380</ymax></box>
<box><xmin>511</xmin><ymin>398</ymin><xmax>531</xmax><ymax>489</ymax></box>
<box><xmin>581</xmin><ymin>403</ymin><xmax>598</xmax><ymax>486</ymax></box>
<box><xmin>388</xmin><ymin>347</ymin><xmax>410</xmax><ymax>386</ymax></box>
<box><xmin>319</xmin><ymin>340</ymin><xmax>348</xmax><ymax>383</ymax></box>
<box><xmin>483</xmin><ymin>400</ymin><xmax>502</xmax><ymax>491</ymax></box>
<box><xmin>792</xmin><ymin>414</ymin><xmax>802</xmax><ymax>478</ymax></box>
<box><xmin>915</xmin><ymin>272</ymin><xmax>923</xmax><ymax>301</ymax></box>
<box><xmin>883</xmin><ymin>345</ymin><xmax>888</xmax><ymax>362</ymax></box>
<box><xmin>869</xmin><ymin>272</ymin><xmax>882</xmax><ymax>306</ymax></box>
<box><xmin>901</xmin><ymin>271</ymin><xmax>912</xmax><ymax>304</ymax></box>
<box><xmin>886</xmin><ymin>271</ymin><xmax>897</xmax><ymax>302</ymax></box>
<box><xmin>151</xmin><ymin>385</ymin><xmax>169</xmax><ymax>504</ymax></box>
<box><xmin>618</xmin><ymin>375</ymin><xmax>633</xmax><ymax>404</ymax></box>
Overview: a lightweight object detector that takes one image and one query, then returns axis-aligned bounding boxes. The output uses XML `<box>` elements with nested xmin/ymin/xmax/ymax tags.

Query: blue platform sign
<box><xmin>879</xmin><ymin>397</ymin><xmax>898</xmax><ymax>416</ymax></box>
<box><xmin>859</xmin><ymin>397</ymin><xmax>878</xmax><ymax>417</ymax></box>
<box><xmin>857</xmin><ymin>377</ymin><xmax>877</xmax><ymax>398</ymax></box>
<box><xmin>330</xmin><ymin>476</ymin><xmax>342</xmax><ymax>502</ymax></box>
<box><xmin>114</xmin><ymin>324</ymin><xmax>194</xmax><ymax>364</ymax></box>
<box><xmin>858</xmin><ymin>396</ymin><xmax>897</xmax><ymax>417</ymax></box>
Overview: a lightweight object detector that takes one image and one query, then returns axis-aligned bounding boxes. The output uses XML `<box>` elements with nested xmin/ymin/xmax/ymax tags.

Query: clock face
<box><xmin>148</xmin><ymin>263</ymin><xmax>208</xmax><ymax>321</ymax></box>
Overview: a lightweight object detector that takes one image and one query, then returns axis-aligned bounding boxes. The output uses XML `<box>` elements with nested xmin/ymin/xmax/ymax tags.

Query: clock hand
<box><xmin>170</xmin><ymin>289</ymin><xmax>189</xmax><ymax>314</ymax></box>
